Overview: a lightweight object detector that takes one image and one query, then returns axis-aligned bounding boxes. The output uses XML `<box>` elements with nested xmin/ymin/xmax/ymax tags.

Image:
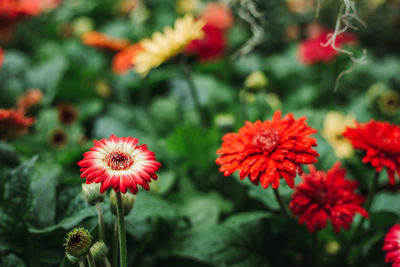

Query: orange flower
<box><xmin>112</xmin><ymin>43</ymin><xmax>144</xmax><ymax>75</ymax></box>
<box><xmin>0</xmin><ymin>109</ymin><xmax>35</xmax><ymax>139</ymax></box>
<box><xmin>81</xmin><ymin>31</ymin><xmax>130</xmax><ymax>51</ymax></box>
<box><xmin>0</xmin><ymin>47</ymin><xmax>3</xmax><ymax>69</ymax></box>
<box><xmin>17</xmin><ymin>89</ymin><xmax>43</xmax><ymax>111</ymax></box>
<box><xmin>200</xmin><ymin>2</ymin><xmax>234</xmax><ymax>30</ymax></box>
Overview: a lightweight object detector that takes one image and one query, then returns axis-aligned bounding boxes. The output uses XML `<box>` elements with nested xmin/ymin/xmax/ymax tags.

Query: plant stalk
<box><xmin>273</xmin><ymin>188</ymin><xmax>290</xmax><ymax>222</ymax></box>
<box><xmin>87</xmin><ymin>251</ymin><xmax>96</xmax><ymax>267</ymax></box>
<box><xmin>96</xmin><ymin>202</ymin><xmax>105</xmax><ymax>241</ymax></box>
<box><xmin>112</xmin><ymin>219</ymin><xmax>119</xmax><ymax>267</ymax></box>
<box><xmin>115</xmin><ymin>191</ymin><xmax>128</xmax><ymax>267</ymax></box>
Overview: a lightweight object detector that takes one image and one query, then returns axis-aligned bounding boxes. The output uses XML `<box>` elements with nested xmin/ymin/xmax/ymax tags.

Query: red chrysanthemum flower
<box><xmin>216</xmin><ymin>110</ymin><xmax>319</xmax><ymax>189</ymax></box>
<box><xmin>343</xmin><ymin>120</ymin><xmax>400</xmax><ymax>185</ymax></box>
<box><xmin>297</xmin><ymin>29</ymin><xmax>357</xmax><ymax>65</ymax></box>
<box><xmin>0</xmin><ymin>108</ymin><xmax>35</xmax><ymax>138</ymax></box>
<box><xmin>200</xmin><ymin>2</ymin><xmax>234</xmax><ymax>30</ymax></box>
<box><xmin>383</xmin><ymin>224</ymin><xmax>400</xmax><ymax>267</ymax></box>
<box><xmin>78</xmin><ymin>135</ymin><xmax>161</xmax><ymax>194</ymax></box>
<box><xmin>81</xmin><ymin>31</ymin><xmax>130</xmax><ymax>51</ymax></box>
<box><xmin>185</xmin><ymin>24</ymin><xmax>226</xmax><ymax>62</ymax></box>
<box><xmin>112</xmin><ymin>43</ymin><xmax>144</xmax><ymax>75</ymax></box>
<box><xmin>289</xmin><ymin>162</ymin><xmax>368</xmax><ymax>233</ymax></box>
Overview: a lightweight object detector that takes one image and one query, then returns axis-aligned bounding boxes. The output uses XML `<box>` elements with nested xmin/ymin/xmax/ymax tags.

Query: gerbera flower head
<box><xmin>383</xmin><ymin>224</ymin><xmax>400</xmax><ymax>267</ymax></box>
<box><xmin>343</xmin><ymin>120</ymin><xmax>400</xmax><ymax>185</ymax></box>
<box><xmin>322</xmin><ymin>111</ymin><xmax>355</xmax><ymax>159</ymax></box>
<box><xmin>200</xmin><ymin>2</ymin><xmax>234</xmax><ymax>30</ymax></box>
<box><xmin>185</xmin><ymin>23</ymin><xmax>226</xmax><ymax>62</ymax></box>
<box><xmin>82</xmin><ymin>31</ymin><xmax>130</xmax><ymax>51</ymax></box>
<box><xmin>112</xmin><ymin>43</ymin><xmax>144</xmax><ymax>75</ymax></box>
<box><xmin>298</xmin><ymin>28</ymin><xmax>357</xmax><ymax>65</ymax></box>
<box><xmin>133</xmin><ymin>14</ymin><xmax>205</xmax><ymax>77</ymax></box>
<box><xmin>0</xmin><ymin>108</ymin><xmax>35</xmax><ymax>138</ymax></box>
<box><xmin>78</xmin><ymin>135</ymin><xmax>161</xmax><ymax>194</ymax></box>
<box><xmin>57</xmin><ymin>103</ymin><xmax>77</xmax><ymax>124</ymax></box>
<box><xmin>216</xmin><ymin>110</ymin><xmax>319</xmax><ymax>189</ymax></box>
<box><xmin>289</xmin><ymin>162</ymin><xmax>368</xmax><ymax>233</ymax></box>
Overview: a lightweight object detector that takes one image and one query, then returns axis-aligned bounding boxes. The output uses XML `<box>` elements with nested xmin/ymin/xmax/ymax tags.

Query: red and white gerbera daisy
<box><xmin>383</xmin><ymin>224</ymin><xmax>400</xmax><ymax>267</ymax></box>
<box><xmin>78</xmin><ymin>135</ymin><xmax>161</xmax><ymax>194</ymax></box>
<box><xmin>216</xmin><ymin>110</ymin><xmax>319</xmax><ymax>189</ymax></box>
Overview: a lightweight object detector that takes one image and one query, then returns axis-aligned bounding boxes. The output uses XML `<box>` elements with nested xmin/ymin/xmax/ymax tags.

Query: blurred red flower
<box><xmin>82</xmin><ymin>31</ymin><xmax>130</xmax><ymax>51</ymax></box>
<box><xmin>343</xmin><ymin>120</ymin><xmax>400</xmax><ymax>185</ymax></box>
<box><xmin>78</xmin><ymin>135</ymin><xmax>161</xmax><ymax>194</ymax></box>
<box><xmin>0</xmin><ymin>47</ymin><xmax>4</xmax><ymax>68</ymax></box>
<box><xmin>297</xmin><ymin>29</ymin><xmax>357</xmax><ymax>65</ymax></box>
<box><xmin>289</xmin><ymin>162</ymin><xmax>368</xmax><ymax>233</ymax></box>
<box><xmin>0</xmin><ymin>108</ymin><xmax>35</xmax><ymax>138</ymax></box>
<box><xmin>0</xmin><ymin>0</ymin><xmax>61</xmax><ymax>39</ymax></box>
<box><xmin>383</xmin><ymin>224</ymin><xmax>400</xmax><ymax>267</ymax></box>
<box><xmin>112</xmin><ymin>43</ymin><xmax>144</xmax><ymax>75</ymax></box>
<box><xmin>216</xmin><ymin>110</ymin><xmax>319</xmax><ymax>189</ymax></box>
<box><xmin>185</xmin><ymin>24</ymin><xmax>226</xmax><ymax>61</ymax></box>
<box><xmin>200</xmin><ymin>2</ymin><xmax>233</xmax><ymax>31</ymax></box>
<box><xmin>17</xmin><ymin>89</ymin><xmax>43</xmax><ymax>111</ymax></box>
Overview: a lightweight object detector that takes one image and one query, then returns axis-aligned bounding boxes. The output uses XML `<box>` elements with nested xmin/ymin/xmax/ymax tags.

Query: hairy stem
<box><xmin>87</xmin><ymin>251</ymin><xmax>96</xmax><ymax>267</ymax></box>
<box><xmin>95</xmin><ymin>202</ymin><xmax>105</xmax><ymax>241</ymax></box>
<box><xmin>116</xmin><ymin>191</ymin><xmax>128</xmax><ymax>267</ymax></box>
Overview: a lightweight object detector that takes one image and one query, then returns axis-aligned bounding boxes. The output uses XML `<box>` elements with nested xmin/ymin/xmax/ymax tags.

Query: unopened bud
<box><xmin>325</xmin><ymin>240</ymin><xmax>340</xmax><ymax>255</ymax></box>
<box><xmin>66</xmin><ymin>253</ymin><xmax>85</xmax><ymax>264</ymax></box>
<box><xmin>110</xmin><ymin>191</ymin><xmax>136</xmax><ymax>216</ymax></box>
<box><xmin>90</xmin><ymin>241</ymin><xmax>108</xmax><ymax>262</ymax></box>
<box><xmin>64</xmin><ymin>228</ymin><xmax>92</xmax><ymax>257</ymax></box>
<box><xmin>244</xmin><ymin>71</ymin><xmax>268</xmax><ymax>90</ymax></box>
<box><xmin>82</xmin><ymin>183</ymin><xmax>105</xmax><ymax>205</ymax></box>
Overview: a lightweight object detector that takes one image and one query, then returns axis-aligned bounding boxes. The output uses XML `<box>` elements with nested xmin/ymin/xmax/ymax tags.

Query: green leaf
<box><xmin>223</xmin><ymin>211</ymin><xmax>271</xmax><ymax>227</ymax></box>
<box><xmin>25</xmin><ymin>57</ymin><xmax>68</xmax><ymax>104</ymax></box>
<box><xmin>2</xmin><ymin>254</ymin><xmax>26</xmax><ymax>267</ymax></box>
<box><xmin>371</xmin><ymin>191</ymin><xmax>400</xmax><ymax>215</ymax></box>
<box><xmin>28</xmin><ymin>206</ymin><xmax>96</xmax><ymax>234</ymax></box>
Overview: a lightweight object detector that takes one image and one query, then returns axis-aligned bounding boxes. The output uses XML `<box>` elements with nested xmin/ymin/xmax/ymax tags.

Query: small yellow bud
<box><xmin>244</xmin><ymin>71</ymin><xmax>268</xmax><ymax>90</ymax></box>
<box><xmin>325</xmin><ymin>240</ymin><xmax>340</xmax><ymax>255</ymax></box>
<box><xmin>90</xmin><ymin>241</ymin><xmax>108</xmax><ymax>262</ymax></box>
<box><xmin>72</xmin><ymin>17</ymin><xmax>94</xmax><ymax>37</ymax></box>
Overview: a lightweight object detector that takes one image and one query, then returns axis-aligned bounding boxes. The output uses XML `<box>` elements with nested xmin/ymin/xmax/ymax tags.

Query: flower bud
<box><xmin>64</xmin><ymin>228</ymin><xmax>92</xmax><ymax>257</ymax></box>
<box><xmin>214</xmin><ymin>114</ymin><xmax>235</xmax><ymax>131</ymax></box>
<box><xmin>90</xmin><ymin>241</ymin><xmax>108</xmax><ymax>262</ymax></box>
<box><xmin>109</xmin><ymin>191</ymin><xmax>136</xmax><ymax>216</ymax></box>
<box><xmin>378</xmin><ymin>90</ymin><xmax>399</xmax><ymax>116</ymax></box>
<box><xmin>72</xmin><ymin>17</ymin><xmax>94</xmax><ymax>37</ymax></box>
<box><xmin>244</xmin><ymin>71</ymin><xmax>268</xmax><ymax>90</ymax></box>
<box><xmin>325</xmin><ymin>240</ymin><xmax>340</xmax><ymax>255</ymax></box>
<box><xmin>82</xmin><ymin>183</ymin><xmax>105</xmax><ymax>205</ymax></box>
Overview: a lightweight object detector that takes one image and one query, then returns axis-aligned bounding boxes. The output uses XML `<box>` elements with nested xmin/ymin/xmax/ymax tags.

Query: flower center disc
<box><xmin>108</xmin><ymin>152</ymin><xmax>134</xmax><ymax>170</ymax></box>
<box><xmin>253</xmin><ymin>129</ymin><xmax>280</xmax><ymax>152</ymax></box>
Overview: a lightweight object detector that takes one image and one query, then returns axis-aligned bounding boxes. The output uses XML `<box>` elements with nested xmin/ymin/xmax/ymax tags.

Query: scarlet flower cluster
<box><xmin>0</xmin><ymin>108</ymin><xmax>35</xmax><ymax>138</ymax></box>
<box><xmin>383</xmin><ymin>224</ymin><xmax>400</xmax><ymax>267</ymax></box>
<box><xmin>289</xmin><ymin>162</ymin><xmax>368</xmax><ymax>233</ymax></box>
<box><xmin>298</xmin><ymin>28</ymin><xmax>357</xmax><ymax>65</ymax></box>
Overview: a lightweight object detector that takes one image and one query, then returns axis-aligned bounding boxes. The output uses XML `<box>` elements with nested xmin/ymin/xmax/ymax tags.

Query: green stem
<box><xmin>87</xmin><ymin>251</ymin><xmax>96</xmax><ymax>267</ymax></box>
<box><xmin>112</xmin><ymin>219</ymin><xmax>119</xmax><ymax>267</ymax></box>
<box><xmin>341</xmin><ymin>171</ymin><xmax>380</xmax><ymax>260</ymax></box>
<box><xmin>79</xmin><ymin>261</ymin><xmax>86</xmax><ymax>267</ymax></box>
<box><xmin>180</xmin><ymin>57</ymin><xmax>207</xmax><ymax>126</ymax></box>
<box><xmin>104</xmin><ymin>256</ymin><xmax>112</xmax><ymax>267</ymax></box>
<box><xmin>96</xmin><ymin>202</ymin><xmax>105</xmax><ymax>241</ymax></box>
<box><xmin>272</xmin><ymin>188</ymin><xmax>290</xmax><ymax>222</ymax></box>
<box><xmin>116</xmin><ymin>191</ymin><xmax>128</xmax><ymax>267</ymax></box>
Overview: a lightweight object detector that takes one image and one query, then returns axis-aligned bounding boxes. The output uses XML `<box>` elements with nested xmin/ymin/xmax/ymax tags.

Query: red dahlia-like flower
<box><xmin>383</xmin><ymin>224</ymin><xmax>400</xmax><ymax>267</ymax></box>
<box><xmin>216</xmin><ymin>110</ymin><xmax>319</xmax><ymax>189</ymax></box>
<box><xmin>0</xmin><ymin>108</ymin><xmax>35</xmax><ymax>138</ymax></box>
<box><xmin>78</xmin><ymin>135</ymin><xmax>161</xmax><ymax>194</ymax></box>
<box><xmin>82</xmin><ymin>31</ymin><xmax>130</xmax><ymax>51</ymax></box>
<box><xmin>289</xmin><ymin>162</ymin><xmax>368</xmax><ymax>233</ymax></box>
<box><xmin>185</xmin><ymin>24</ymin><xmax>226</xmax><ymax>62</ymax></box>
<box><xmin>297</xmin><ymin>29</ymin><xmax>357</xmax><ymax>65</ymax></box>
<box><xmin>112</xmin><ymin>43</ymin><xmax>144</xmax><ymax>75</ymax></box>
<box><xmin>343</xmin><ymin>120</ymin><xmax>400</xmax><ymax>185</ymax></box>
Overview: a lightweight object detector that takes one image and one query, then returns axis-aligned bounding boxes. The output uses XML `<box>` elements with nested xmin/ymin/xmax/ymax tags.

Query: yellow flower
<box><xmin>134</xmin><ymin>15</ymin><xmax>205</xmax><ymax>77</ymax></box>
<box><xmin>322</xmin><ymin>111</ymin><xmax>355</xmax><ymax>159</ymax></box>
<box><xmin>244</xmin><ymin>71</ymin><xmax>268</xmax><ymax>90</ymax></box>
